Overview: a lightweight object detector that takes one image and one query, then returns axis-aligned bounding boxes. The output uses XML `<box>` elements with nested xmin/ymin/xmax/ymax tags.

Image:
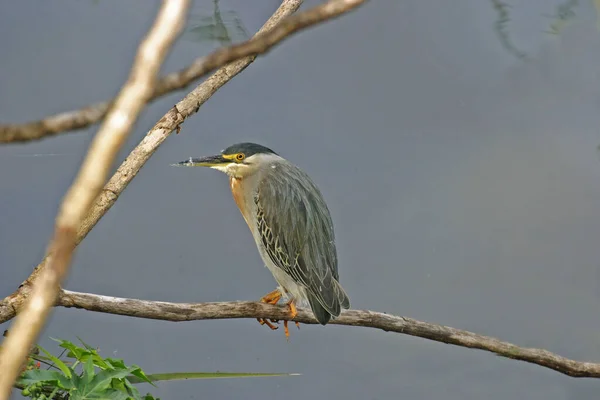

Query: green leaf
<box><xmin>128</xmin><ymin>371</ymin><xmax>299</xmax><ymax>383</ymax></box>
<box><xmin>77</xmin><ymin>336</ymin><xmax>96</xmax><ymax>351</ymax></box>
<box><xmin>84</xmin><ymin>357</ymin><xmax>96</xmax><ymax>379</ymax></box>
<box><xmin>110</xmin><ymin>378</ymin><xmax>127</xmax><ymax>393</ymax></box>
<box><xmin>38</xmin><ymin>346</ymin><xmax>72</xmax><ymax>378</ymax></box>
<box><xmin>123</xmin><ymin>379</ymin><xmax>142</xmax><ymax>400</ymax></box>
<box><xmin>83</xmin><ymin>367</ymin><xmax>136</xmax><ymax>397</ymax></box>
<box><xmin>99</xmin><ymin>389</ymin><xmax>132</xmax><ymax>400</ymax></box>
<box><xmin>129</xmin><ymin>366</ymin><xmax>155</xmax><ymax>386</ymax></box>
<box><xmin>72</xmin><ymin>388</ymin><xmax>130</xmax><ymax>400</ymax></box>
<box><xmin>70</xmin><ymin>370</ymin><xmax>82</xmax><ymax>393</ymax></box>
<box><xmin>80</xmin><ymin>357</ymin><xmax>95</xmax><ymax>394</ymax></box>
<box><xmin>105</xmin><ymin>357</ymin><xmax>127</xmax><ymax>370</ymax></box>
<box><xmin>111</xmin><ymin>378</ymin><xmax>142</xmax><ymax>400</ymax></box>
<box><xmin>55</xmin><ymin>338</ymin><xmax>111</xmax><ymax>370</ymax></box>
<box><xmin>18</xmin><ymin>369</ymin><xmax>73</xmax><ymax>389</ymax></box>
<box><xmin>53</xmin><ymin>338</ymin><xmax>84</xmax><ymax>360</ymax></box>
<box><xmin>83</xmin><ymin>353</ymin><xmax>110</xmax><ymax>370</ymax></box>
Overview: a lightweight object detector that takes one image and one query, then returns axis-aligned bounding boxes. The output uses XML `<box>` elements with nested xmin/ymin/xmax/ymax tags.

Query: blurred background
<box><xmin>2</xmin><ymin>0</ymin><xmax>600</xmax><ymax>398</ymax></box>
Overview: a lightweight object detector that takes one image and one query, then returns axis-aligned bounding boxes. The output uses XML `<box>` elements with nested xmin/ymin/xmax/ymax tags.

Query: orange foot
<box><xmin>257</xmin><ymin>289</ymin><xmax>282</xmax><ymax>330</ymax></box>
<box><xmin>283</xmin><ymin>299</ymin><xmax>301</xmax><ymax>341</ymax></box>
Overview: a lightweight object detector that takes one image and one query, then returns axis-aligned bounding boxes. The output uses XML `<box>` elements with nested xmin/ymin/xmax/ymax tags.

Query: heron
<box><xmin>174</xmin><ymin>142</ymin><xmax>349</xmax><ymax>338</ymax></box>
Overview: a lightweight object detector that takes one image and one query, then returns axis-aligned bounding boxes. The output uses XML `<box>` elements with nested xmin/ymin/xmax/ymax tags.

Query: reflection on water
<box><xmin>185</xmin><ymin>0</ymin><xmax>249</xmax><ymax>46</ymax></box>
<box><xmin>544</xmin><ymin>0</ymin><xmax>578</xmax><ymax>35</ymax></box>
<box><xmin>490</xmin><ymin>0</ymin><xmax>581</xmax><ymax>60</ymax></box>
<box><xmin>490</xmin><ymin>0</ymin><xmax>527</xmax><ymax>60</ymax></box>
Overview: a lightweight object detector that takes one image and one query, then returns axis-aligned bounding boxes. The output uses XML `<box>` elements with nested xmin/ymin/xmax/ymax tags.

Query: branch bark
<box><xmin>0</xmin><ymin>1</ymin><xmax>191</xmax><ymax>398</ymax></box>
<box><xmin>0</xmin><ymin>0</ymin><xmax>366</xmax><ymax>144</ymax></box>
<box><xmin>56</xmin><ymin>289</ymin><xmax>600</xmax><ymax>379</ymax></box>
<box><xmin>0</xmin><ymin>1</ymin><xmax>366</xmax><ymax>394</ymax></box>
<box><xmin>0</xmin><ymin>0</ymin><xmax>297</xmax><ymax>327</ymax></box>
<box><xmin>1</xmin><ymin>0</ymin><xmax>593</xmax><ymax>388</ymax></box>
<box><xmin>0</xmin><ymin>0</ymin><xmax>368</xmax><ymax>325</ymax></box>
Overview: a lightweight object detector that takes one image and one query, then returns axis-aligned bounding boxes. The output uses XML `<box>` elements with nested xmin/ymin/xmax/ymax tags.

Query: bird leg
<box><xmin>261</xmin><ymin>289</ymin><xmax>282</xmax><ymax>304</ymax></box>
<box><xmin>283</xmin><ymin>299</ymin><xmax>300</xmax><ymax>340</ymax></box>
<box><xmin>257</xmin><ymin>289</ymin><xmax>282</xmax><ymax>330</ymax></box>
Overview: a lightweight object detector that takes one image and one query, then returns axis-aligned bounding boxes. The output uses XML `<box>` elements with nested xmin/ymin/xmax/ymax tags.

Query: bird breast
<box><xmin>230</xmin><ymin>177</ymin><xmax>252</xmax><ymax>229</ymax></box>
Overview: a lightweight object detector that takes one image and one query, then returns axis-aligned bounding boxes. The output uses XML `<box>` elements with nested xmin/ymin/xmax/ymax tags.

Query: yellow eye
<box><xmin>235</xmin><ymin>153</ymin><xmax>245</xmax><ymax>162</ymax></box>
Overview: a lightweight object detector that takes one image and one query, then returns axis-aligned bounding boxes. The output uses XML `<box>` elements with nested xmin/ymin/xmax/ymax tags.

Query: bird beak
<box><xmin>171</xmin><ymin>154</ymin><xmax>228</xmax><ymax>167</ymax></box>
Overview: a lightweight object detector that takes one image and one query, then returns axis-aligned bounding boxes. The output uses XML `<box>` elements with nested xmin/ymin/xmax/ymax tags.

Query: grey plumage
<box><xmin>174</xmin><ymin>142</ymin><xmax>350</xmax><ymax>327</ymax></box>
<box><xmin>255</xmin><ymin>160</ymin><xmax>350</xmax><ymax>324</ymax></box>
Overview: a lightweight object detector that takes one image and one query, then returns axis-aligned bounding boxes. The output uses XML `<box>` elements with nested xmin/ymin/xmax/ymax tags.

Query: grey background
<box><xmin>2</xmin><ymin>0</ymin><xmax>600</xmax><ymax>399</ymax></box>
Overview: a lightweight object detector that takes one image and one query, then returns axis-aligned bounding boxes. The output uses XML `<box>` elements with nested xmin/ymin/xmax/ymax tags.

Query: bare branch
<box><xmin>0</xmin><ymin>0</ymin><xmax>368</xmax><ymax>325</ymax></box>
<box><xmin>0</xmin><ymin>0</ymin><xmax>367</xmax><ymax>144</ymax></box>
<box><xmin>56</xmin><ymin>289</ymin><xmax>600</xmax><ymax>379</ymax></box>
<box><xmin>0</xmin><ymin>2</ymin><xmax>367</xmax><ymax>392</ymax></box>
<box><xmin>0</xmin><ymin>1</ymin><xmax>191</xmax><ymax>397</ymax></box>
<box><xmin>0</xmin><ymin>0</ymin><xmax>297</xmax><ymax>325</ymax></box>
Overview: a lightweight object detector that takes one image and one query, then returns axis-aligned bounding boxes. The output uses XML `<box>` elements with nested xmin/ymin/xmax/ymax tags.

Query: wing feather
<box><xmin>255</xmin><ymin>161</ymin><xmax>347</xmax><ymax>317</ymax></box>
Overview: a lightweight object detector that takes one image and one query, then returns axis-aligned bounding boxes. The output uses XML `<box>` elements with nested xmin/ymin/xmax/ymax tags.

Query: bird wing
<box><xmin>255</xmin><ymin>161</ymin><xmax>342</xmax><ymax>315</ymax></box>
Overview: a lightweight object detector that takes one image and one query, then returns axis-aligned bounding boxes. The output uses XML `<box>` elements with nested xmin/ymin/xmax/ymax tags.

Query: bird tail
<box><xmin>307</xmin><ymin>293</ymin><xmax>332</xmax><ymax>325</ymax></box>
<box><xmin>308</xmin><ymin>280</ymin><xmax>350</xmax><ymax>325</ymax></box>
<box><xmin>334</xmin><ymin>280</ymin><xmax>350</xmax><ymax>310</ymax></box>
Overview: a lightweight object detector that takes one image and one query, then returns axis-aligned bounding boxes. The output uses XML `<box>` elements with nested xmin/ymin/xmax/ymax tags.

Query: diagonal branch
<box><xmin>56</xmin><ymin>289</ymin><xmax>600</xmax><ymax>379</ymax></box>
<box><xmin>0</xmin><ymin>3</ymin><xmax>368</xmax><ymax>393</ymax></box>
<box><xmin>0</xmin><ymin>0</ymin><xmax>368</xmax><ymax>325</ymax></box>
<box><xmin>0</xmin><ymin>0</ymin><xmax>367</xmax><ymax>144</ymax></box>
<box><xmin>0</xmin><ymin>1</ymin><xmax>191</xmax><ymax>398</ymax></box>
<box><xmin>0</xmin><ymin>0</ymin><xmax>299</xmax><ymax>326</ymax></box>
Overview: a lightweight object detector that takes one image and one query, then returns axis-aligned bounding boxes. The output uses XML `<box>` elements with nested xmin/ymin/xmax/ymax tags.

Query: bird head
<box><xmin>172</xmin><ymin>142</ymin><xmax>279</xmax><ymax>178</ymax></box>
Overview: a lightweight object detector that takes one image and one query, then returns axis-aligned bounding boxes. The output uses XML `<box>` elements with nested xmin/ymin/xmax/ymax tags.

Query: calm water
<box><xmin>2</xmin><ymin>1</ymin><xmax>600</xmax><ymax>399</ymax></box>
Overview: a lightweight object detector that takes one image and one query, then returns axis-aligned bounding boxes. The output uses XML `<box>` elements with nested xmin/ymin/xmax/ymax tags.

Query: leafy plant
<box><xmin>16</xmin><ymin>338</ymin><xmax>296</xmax><ymax>400</ymax></box>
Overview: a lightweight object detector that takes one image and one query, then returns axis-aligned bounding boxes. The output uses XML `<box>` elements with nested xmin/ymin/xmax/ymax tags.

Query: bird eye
<box><xmin>236</xmin><ymin>153</ymin><xmax>245</xmax><ymax>161</ymax></box>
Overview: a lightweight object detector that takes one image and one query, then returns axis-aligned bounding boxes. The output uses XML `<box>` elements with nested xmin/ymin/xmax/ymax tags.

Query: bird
<box><xmin>173</xmin><ymin>142</ymin><xmax>350</xmax><ymax>338</ymax></box>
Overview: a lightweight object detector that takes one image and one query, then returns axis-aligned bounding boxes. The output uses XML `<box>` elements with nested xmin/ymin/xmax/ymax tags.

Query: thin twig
<box><xmin>0</xmin><ymin>0</ymin><xmax>368</xmax><ymax>325</ymax></box>
<box><xmin>0</xmin><ymin>0</ymin><xmax>366</xmax><ymax>144</ymax></box>
<box><xmin>0</xmin><ymin>1</ymin><xmax>191</xmax><ymax>398</ymax></box>
<box><xmin>57</xmin><ymin>289</ymin><xmax>600</xmax><ymax>379</ymax></box>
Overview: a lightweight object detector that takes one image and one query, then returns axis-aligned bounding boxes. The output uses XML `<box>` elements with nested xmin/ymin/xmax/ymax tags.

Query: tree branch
<box><xmin>0</xmin><ymin>2</ymin><xmax>367</xmax><ymax>393</ymax></box>
<box><xmin>0</xmin><ymin>1</ymin><xmax>191</xmax><ymax>398</ymax></box>
<box><xmin>0</xmin><ymin>0</ymin><xmax>367</xmax><ymax>144</ymax></box>
<box><xmin>0</xmin><ymin>0</ymin><xmax>300</xmax><ymax>327</ymax></box>
<box><xmin>56</xmin><ymin>289</ymin><xmax>600</xmax><ymax>379</ymax></box>
<box><xmin>0</xmin><ymin>0</ymin><xmax>367</xmax><ymax>326</ymax></box>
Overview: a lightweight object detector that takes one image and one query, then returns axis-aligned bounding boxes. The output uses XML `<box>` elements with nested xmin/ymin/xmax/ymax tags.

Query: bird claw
<box><xmin>257</xmin><ymin>290</ymin><xmax>301</xmax><ymax>340</ymax></box>
<box><xmin>258</xmin><ymin>318</ymin><xmax>279</xmax><ymax>330</ymax></box>
<box><xmin>257</xmin><ymin>289</ymin><xmax>283</xmax><ymax>331</ymax></box>
<box><xmin>260</xmin><ymin>289</ymin><xmax>283</xmax><ymax>305</ymax></box>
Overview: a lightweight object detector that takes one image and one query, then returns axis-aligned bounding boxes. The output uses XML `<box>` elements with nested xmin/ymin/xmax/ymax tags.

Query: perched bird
<box><xmin>174</xmin><ymin>142</ymin><xmax>350</xmax><ymax>338</ymax></box>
